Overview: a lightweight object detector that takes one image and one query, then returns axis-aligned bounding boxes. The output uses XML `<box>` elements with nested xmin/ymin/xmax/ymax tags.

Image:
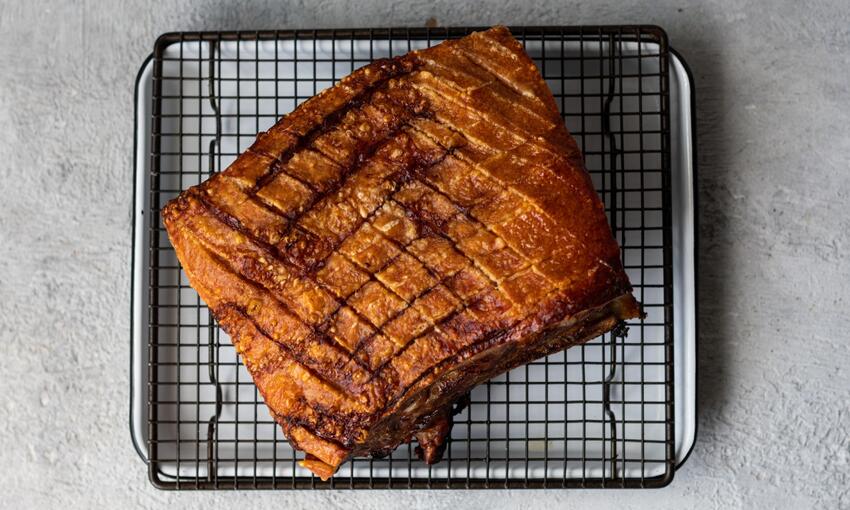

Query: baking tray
<box><xmin>130</xmin><ymin>26</ymin><xmax>696</xmax><ymax>489</ymax></box>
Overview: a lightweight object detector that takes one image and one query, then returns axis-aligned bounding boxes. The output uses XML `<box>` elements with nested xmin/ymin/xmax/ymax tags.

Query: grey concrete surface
<box><xmin>1</xmin><ymin>0</ymin><xmax>848</xmax><ymax>508</ymax></box>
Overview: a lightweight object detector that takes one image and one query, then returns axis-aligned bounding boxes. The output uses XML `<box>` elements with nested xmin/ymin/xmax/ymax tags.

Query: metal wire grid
<box><xmin>145</xmin><ymin>26</ymin><xmax>674</xmax><ymax>489</ymax></box>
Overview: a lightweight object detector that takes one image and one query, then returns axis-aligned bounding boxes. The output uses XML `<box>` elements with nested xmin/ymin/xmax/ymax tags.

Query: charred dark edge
<box><xmin>251</xmin><ymin>56</ymin><xmax>418</xmax><ymax>193</ymax></box>
<box><xmin>280</xmin><ymin>396</ymin><xmax>371</xmax><ymax>450</ymax></box>
<box><xmin>269</xmin><ymin>409</ymin><xmax>354</xmax><ymax>454</ymax></box>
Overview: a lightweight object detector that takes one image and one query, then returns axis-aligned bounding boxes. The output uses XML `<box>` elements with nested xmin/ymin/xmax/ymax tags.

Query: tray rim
<box><xmin>129</xmin><ymin>27</ymin><xmax>698</xmax><ymax>488</ymax></box>
<box><xmin>669</xmin><ymin>45</ymin><xmax>699</xmax><ymax>472</ymax></box>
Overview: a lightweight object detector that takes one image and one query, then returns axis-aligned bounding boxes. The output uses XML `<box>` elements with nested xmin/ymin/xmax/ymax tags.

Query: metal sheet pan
<box><xmin>130</xmin><ymin>29</ymin><xmax>696</xmax><ymax>488</ymax></box>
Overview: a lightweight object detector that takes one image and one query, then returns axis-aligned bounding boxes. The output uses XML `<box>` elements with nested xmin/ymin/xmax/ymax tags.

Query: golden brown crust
<box><xmin>162</xmin><ymin>25</ymin><xmax>640</xmax><ymax>480</ymax></box>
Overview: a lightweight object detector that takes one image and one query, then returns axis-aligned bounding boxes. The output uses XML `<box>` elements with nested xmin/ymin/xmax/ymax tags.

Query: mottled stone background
<box><xmin>0</xmin><ymin>1</ymin><xmax>848</xmax><ymax>508</ymax></box>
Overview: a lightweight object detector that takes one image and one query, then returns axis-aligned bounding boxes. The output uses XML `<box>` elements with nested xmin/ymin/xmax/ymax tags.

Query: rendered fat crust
<box><xmin>161</xmin><ymin>25</ymin><xmax>640</xmax><ymax>481</ymax></box>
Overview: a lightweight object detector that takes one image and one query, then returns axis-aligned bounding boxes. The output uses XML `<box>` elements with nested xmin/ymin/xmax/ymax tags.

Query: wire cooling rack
<box><xmin>135</xmin><ymin>26</ymin><xmax>678</xmax><ymax>489</ymax></box>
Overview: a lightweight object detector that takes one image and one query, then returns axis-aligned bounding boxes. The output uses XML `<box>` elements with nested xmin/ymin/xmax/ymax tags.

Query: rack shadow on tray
<box><xmin>141</xmin><ymin>26</ymin><xmax>675</xmax><ymax>489</ymax></box>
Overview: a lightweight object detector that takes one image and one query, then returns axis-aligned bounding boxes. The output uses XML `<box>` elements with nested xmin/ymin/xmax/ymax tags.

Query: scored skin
<box><xmin>162</xmin><ymin>25</ymin><xmax>640</xmax><ymax>480</ymax></box>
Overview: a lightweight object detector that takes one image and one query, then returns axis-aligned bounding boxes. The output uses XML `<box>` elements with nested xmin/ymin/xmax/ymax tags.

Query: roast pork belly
<box><xmin>162</xmin><ymin>25</ymin><xmax>640</xmax><ymax>480</ymax></box>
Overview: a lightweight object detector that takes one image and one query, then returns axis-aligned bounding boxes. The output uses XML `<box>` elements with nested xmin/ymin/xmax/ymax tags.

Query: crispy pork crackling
<box><xmin>162</xmin><ymin>26</ymin><xmax>640</xmax><ymax>480</ymax></box>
